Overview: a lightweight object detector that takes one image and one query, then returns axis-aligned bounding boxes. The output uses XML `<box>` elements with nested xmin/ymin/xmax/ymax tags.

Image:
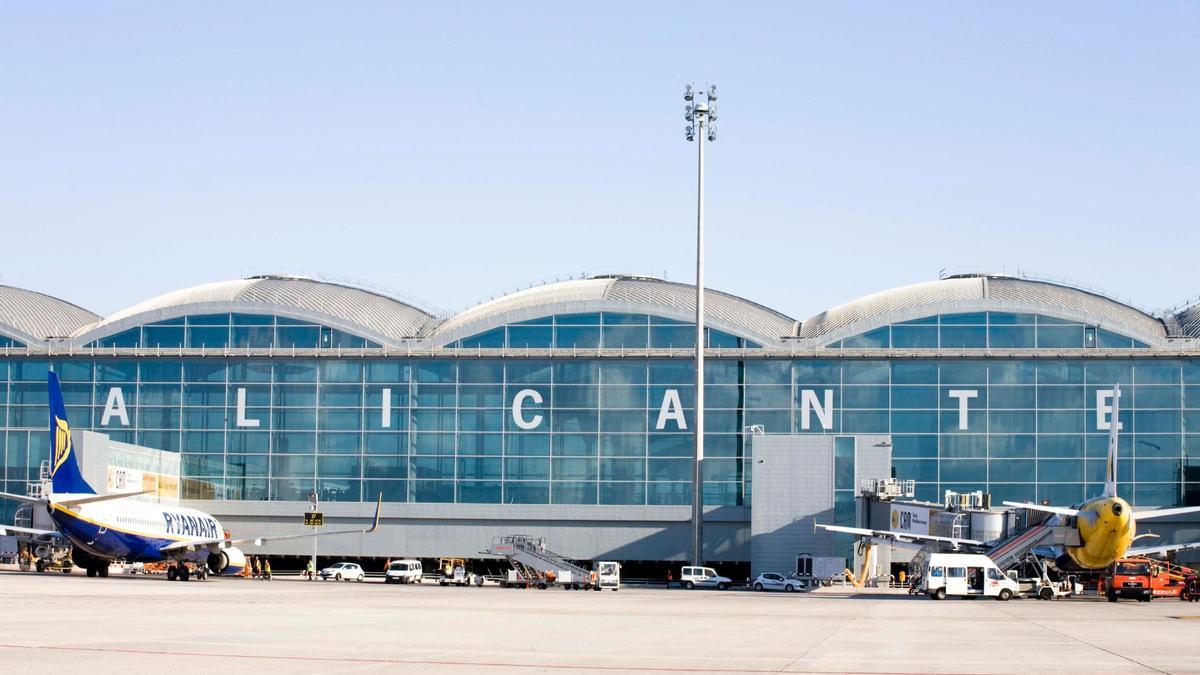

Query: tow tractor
<box><xmin>437</xmin><ymin>557</ymin><xmax>481</xmax><ymax>586</ymax></box>
<box><xmin>1008</xmin><ymin>555</ymin><xmax>1082</xmax><ymax>600</ymax></box>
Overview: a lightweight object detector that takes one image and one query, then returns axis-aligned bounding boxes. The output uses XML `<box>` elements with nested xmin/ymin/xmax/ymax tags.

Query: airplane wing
<box><xmin>159</xmin><ymin>494</ymin><xmax>383</xmax><ymax>554</ymax></box>
<box><xmin>1132</xmin><ymin>505</ymin><xmax>1200</xmax><ymax>521</ymax></box>
<box><xmin>1001</xmin><ymin>501</ymin><xmax>1080</xmax><ymax>517</ymax></box>
<box><xmin>0</xmin><ymin>491</ymin><xmax>46</xmax><ymax>505</ymax></box>
<box><xmin>0</xmin><ymin>524</ymin><xmax>61</xmax><ymax>538</ymax></box>
<box><xmin>815</xmin><ymin>523</ymin><xmax>983</xmax><ymax>548</ymax></box>
<box><xmin>1126</xmin><ymin>541</ymin><xmax>1200</xmax><ymax>557</ymax></box>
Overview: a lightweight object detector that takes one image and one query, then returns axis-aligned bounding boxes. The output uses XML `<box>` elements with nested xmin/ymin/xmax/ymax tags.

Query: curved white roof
<box><xmin>72</xmin><ymin>276</ymin><xmax>436</xmax><ymax>347</ymax></box>
<box><xmin>0</xmin><ymin>285</ymin><xmax>99</xmax><ymax>345</ymax></box>
<box><xmin>432</xmin><ymin>275</ymin><xmax>799</xmax><ymax>347</ymax></box>
<box><xmin>799</xmin><ymin>275</ymin><xmax>1168</xmax><ymax>345</ymax></box>
<box><xmin>1176</xmin><ymin>303</ymin><xmax>1200</xmax><ymax>338</ymax></box>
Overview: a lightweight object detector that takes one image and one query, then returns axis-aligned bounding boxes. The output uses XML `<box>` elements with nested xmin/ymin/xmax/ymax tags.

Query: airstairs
<box><xmin>488</xmin><ymin>535</ymin><xmax>595</xmax><ymax>589</ymax></box>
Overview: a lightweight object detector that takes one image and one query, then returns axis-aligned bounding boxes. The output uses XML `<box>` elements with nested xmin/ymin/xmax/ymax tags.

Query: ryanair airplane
<box><xmin>818</xmin><ymin>384</ymin><xmax>1200</xmax><ymax>570</ymax></box>
<box><xmin>0</xmin><ymin>373</ymin><xmax>380</xmax><ymax>580</ymax></box>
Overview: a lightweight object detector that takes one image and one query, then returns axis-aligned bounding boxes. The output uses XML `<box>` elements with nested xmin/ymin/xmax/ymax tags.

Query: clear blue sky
<box><xmin>2</xmin><ymin>2</ymin><xmax>1197</xmax><ymax>321</ymax></box>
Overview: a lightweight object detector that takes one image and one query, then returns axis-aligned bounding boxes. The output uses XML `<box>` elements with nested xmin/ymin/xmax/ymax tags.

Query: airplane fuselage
<box><xmin>1063</xmin><ymin>496</ymin><xmax>1134</xmax><ymax>570</ymax></box>
<box><xmin>49</xmin><ymin>497</ymin><xmax>226</xmax><ymax>565</ymax></box>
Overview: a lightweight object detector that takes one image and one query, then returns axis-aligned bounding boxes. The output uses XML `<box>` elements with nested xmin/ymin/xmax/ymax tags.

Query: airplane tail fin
<box><xmin>48</xmin><ymin>372</ymin><xmax>95</xmax><ymax>495</ymax></box>
<box><xmin>1104</xmin><ymin>383</ymin><xmax>1121</xmax><ymax>499</ymax></box>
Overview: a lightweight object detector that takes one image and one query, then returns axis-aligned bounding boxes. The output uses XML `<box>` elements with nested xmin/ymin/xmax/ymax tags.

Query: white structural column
<box><xmin>684</xmin><ymin>85</ymin><xmax>717</xmax><ymax>567</ymax></box>
<box><xmin>692</xmin><ymin>104</ymin><xmax>706</xmax><ymax>567</ymax></box>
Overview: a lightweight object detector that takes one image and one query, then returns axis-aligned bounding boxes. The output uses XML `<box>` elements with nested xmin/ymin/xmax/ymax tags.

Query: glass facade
<box><xmin>85</xmin><ymin>313</ymin><xmax>380</xmax><ymax>350</ymax></box>
<box><xmin>828</xmin><ymin>312</ymin><xmax>1148</xmax><ymax>349</ymax></box>
<box><xmin>2</xmin><ymin>356</ymin><xmax>1199</xmax><ymax>523</ymax></box>
<box><xmin>0</xmin><ymin>334</ymin><xmax>24</xmax><ymax>348</ymax></box>
<box><xmin>452</xmin><ymin>313</ymin><xmax>759</xmax><ymax>349</ymax></box>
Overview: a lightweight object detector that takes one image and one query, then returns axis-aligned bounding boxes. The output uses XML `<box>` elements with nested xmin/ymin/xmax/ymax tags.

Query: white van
<box><xmin>680</xmin><ymin>566</ymin><xmax>732</xmax><ymax>590</ymax></box>
<box><xmin>384</xmin><ymin>560</ymin><xmax>423</xmax><ymax>584</ymax></box>
<box><xmin>922</xmin><ymin>553</ymin><xmax>1017</xmax><ymax>601</ymax></box>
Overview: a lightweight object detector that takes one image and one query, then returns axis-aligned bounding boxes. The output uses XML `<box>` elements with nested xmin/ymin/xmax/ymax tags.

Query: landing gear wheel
<box><xmin>933</xmin><ymin>587</ymin><xmax>947</xmax><ymax>600</ymax></box>
<box><xmin>36</xmin><ymin>559</ymin><xmax>46</xmax><ymax>573</ymax></box>
<box><xmin>167</xmin><ymin>567</ymin><xmax>177</xmax><ymax>581</ymax></box>
<box><xmin>998</xmin><ymin>588</ymin><xmax>1013</xmax><ymax>601</ymax></box>
<box><xmin>87</xmin><ymin>566</ymin><xmax>98</xmax><ymax>578</ymax></box>
<box><xmin>99</xmin><ymin>566</ymin><xmax>109</xmax><ymax>578</ymax></box>
<box><xmin>179</xmin><ymin>566</ymin><xmax>190</xmax><ymax>582</ymax></box>
<box><xmin>1039</xmin><ymin>586</ymin><xmax>1054</xmax><ymax>601</ymax></box>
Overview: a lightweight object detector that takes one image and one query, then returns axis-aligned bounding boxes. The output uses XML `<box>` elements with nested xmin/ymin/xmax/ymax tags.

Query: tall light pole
<box><xmin>685</xmin><ymin>84</ymin><xmax>717</xmax><ymax>566</ymax></box>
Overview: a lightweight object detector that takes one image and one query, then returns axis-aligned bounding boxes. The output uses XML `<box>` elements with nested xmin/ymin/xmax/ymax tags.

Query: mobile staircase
<box><xmin>488</xmin><ymin>535</ymin><xmax>596</xmax><ymax>590</ymax></box>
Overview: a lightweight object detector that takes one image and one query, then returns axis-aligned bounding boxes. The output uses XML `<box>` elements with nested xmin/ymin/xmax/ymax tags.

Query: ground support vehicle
<box><xmin>1129</xmin><ymin>557</ymin><xmax>1199</xmax><ymax>599</ymax></box>
<box><xmin>596</xmin><ymin>561</ymin><xmax>620</xmax><ymax>590</ymax></box>
<box><xmin>680</xmin><ymin>566</ymin><xmax>732</xmax><ymax>590</ymax></box>
<box><xmin>1102</xmin><ymin>560</ymin><xmax>1153</xmax><ymax>602</ymax></box>
<box><xmin>923</xmin><ymin>553</ymin><xmax>1017</xmax><ymax>601</ymax></box>
<box><xmin>1009</xmin><ymin>555</ymin><xmax>1082</xmax><ymax>600</ymax></box>
<box><xmin>1181</xmin><ymin>575</ymin><xmax>1199</xmax><ymax>602</ymax></box>
<box><xmin>165</xmin><ymin>560</ymin><xmax>208</xmax><ymax>582</ymax></box>
<box><xmin>384</xmin><ymin>560</ymin><xmax>423</xmax><ymax>584</ymax></box>
<box><xmin>489</xmin><ymin>535</ymin><xmax>598</xmax><ymax>590</ymax></box>
<box><xmin>437</xmin><ymin>558</ymin><xmax>480</xmax><ymax>586</ymax></box>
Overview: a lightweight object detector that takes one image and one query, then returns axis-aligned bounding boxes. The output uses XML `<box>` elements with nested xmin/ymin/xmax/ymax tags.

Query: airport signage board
<box><xmin>889</xmin><ymin>504</ymin><xmax>930</xmax><ymax>535</ymax></box>
<box><xmin>304</xmin><ymin>512</ymin><xmax>324</xmax><ymax>527</ymax></box>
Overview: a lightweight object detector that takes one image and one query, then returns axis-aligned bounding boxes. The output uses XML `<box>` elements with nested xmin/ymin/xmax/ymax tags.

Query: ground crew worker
<box><xmin>252</xmin><ymin>557</ymin><xmax>261</xmax><ymax>579</ymax></box>
<box><xmin>263</xmin><ymin>558</ymin><xmax>272</xmax><ymax>581</ymax></box>
<box><xmin>306</xmin><ymin>559</ymin><xmax>314</xmax><ymax>580</ymax></box>
<box><xmin>666</xmin><ymin>569</ymin><xmax>673</xmax><ymax>589</ymax></box>
<box><xmin>899</xmin><ymin>569</ymin><xmax>906</xmax><ymax>586</ymax></box>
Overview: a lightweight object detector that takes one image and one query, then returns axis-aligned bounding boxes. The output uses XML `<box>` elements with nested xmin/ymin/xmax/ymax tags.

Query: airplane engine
<box><xmin>207</xmin><ymin>547</ymin><xmax>247</xmax><ymax>576</ymax></box>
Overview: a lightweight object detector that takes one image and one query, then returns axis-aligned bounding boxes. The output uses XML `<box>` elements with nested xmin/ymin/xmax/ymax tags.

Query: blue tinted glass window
<box><xmin>1037</xmin><ymin>325</ymin><xmax>1084</xmax><ymax>348</ymax></box>
<box><xmin>940</xmin><ymin>326</ymin><xmax>986</xmax><ymax>348</ymax></box>
<box><xmin>940</xmin><ymin>312</ymin><xmax>987</xmax><ymax>325</ymax></box>
<box><xmin>508</xmin><ymin>326</ymin><xmax>552</xmax><ymax>348</ymax></box>
<box><xmin>603</xmin><ymin>326</ymin><xmax>648</xmax><ymax>349</ymax></box>
<box><xmin>555</xmin><ymin>313</ymin><xmax>600</xmax><ymax>326</ymax></box>
<box><xmin>988</xmin><ymin>312</ymin><xmax>1038</xmax><ymax>325</ymax></box>
<box><xmin>989</xmin><ymin>326</ymin><xmax>1035</xmax><ymax>348</ymax></box>
<box><xmin>891</xmin><ymin>326</ymin><xmax>938</xmax><ymax>348</ymax></box>
<box><xmin>96</xmin><ymin>328</ymin><xmax>140</xmax><ymax>348</ymax></box>
<box><xmin>276</xmin><ymin>326</ymin><xmax>319</xmax><ymax>349</ymax></box>
<box><xmin>143</xmin><ymin>326</ymin><xmax>184</xmax><ymax>348</ymax></box>
<box><xmin>459</xmin><ymin>327</ymin><xmax>504</xmax><ymax>348</ymax></box>
<box><xmin>555</xmin><ymin>326</ymin><xmax>600</xmax><ymax>348</ymax></box>
<box><xmin>602</xmin><ymin>313</ymin><xmax>648</xmax><ymax>325</ymax></box>
<box><xmin>650</xmin><ymin>326</ymin><xmax>694</xmax><ymax>348</ymax></box>
<box><xmin>841</xmin><ymin>327</ymin><xmax>889</xmax><ymax>349</ymax></box>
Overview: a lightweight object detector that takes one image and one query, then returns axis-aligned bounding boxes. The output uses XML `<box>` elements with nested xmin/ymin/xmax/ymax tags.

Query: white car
<box><xmin>752</xmin><ymin>572</ymin><xmax>802</xmax><ymax>592</ymax></box>
<box><xmin>320</xmin><ymin>562</ymin><xmax>365</xmax><ymax>582</ymax></box>
<box><xmin>384</xmin><ymin>560</ymin><xmax>423</xmax><ymax>584</ymax></box>
<box><xmin>680</xmin><ymin>566</ymin><xmax>732</xmax><ymax>590</ymax></box>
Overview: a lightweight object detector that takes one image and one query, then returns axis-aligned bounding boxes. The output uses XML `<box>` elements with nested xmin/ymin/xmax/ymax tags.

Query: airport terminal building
<box><xmin>1</xmin><ymin>273</ymin><xmax>1199</xmax><ymax>567</ymax></box>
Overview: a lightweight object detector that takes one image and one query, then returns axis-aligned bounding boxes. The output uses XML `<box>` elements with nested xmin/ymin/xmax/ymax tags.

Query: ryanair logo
<box><xmin>53</xmin><ymin>416</ymin><xmax>72</xmax><ymax>475</ymax></box>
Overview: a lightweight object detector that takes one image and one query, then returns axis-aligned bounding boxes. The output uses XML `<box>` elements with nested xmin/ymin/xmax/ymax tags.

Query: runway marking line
<box><xmin>0</xmin><ymin>642</ymin><xmax>990</xmax><ymax>674</ymax></box>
